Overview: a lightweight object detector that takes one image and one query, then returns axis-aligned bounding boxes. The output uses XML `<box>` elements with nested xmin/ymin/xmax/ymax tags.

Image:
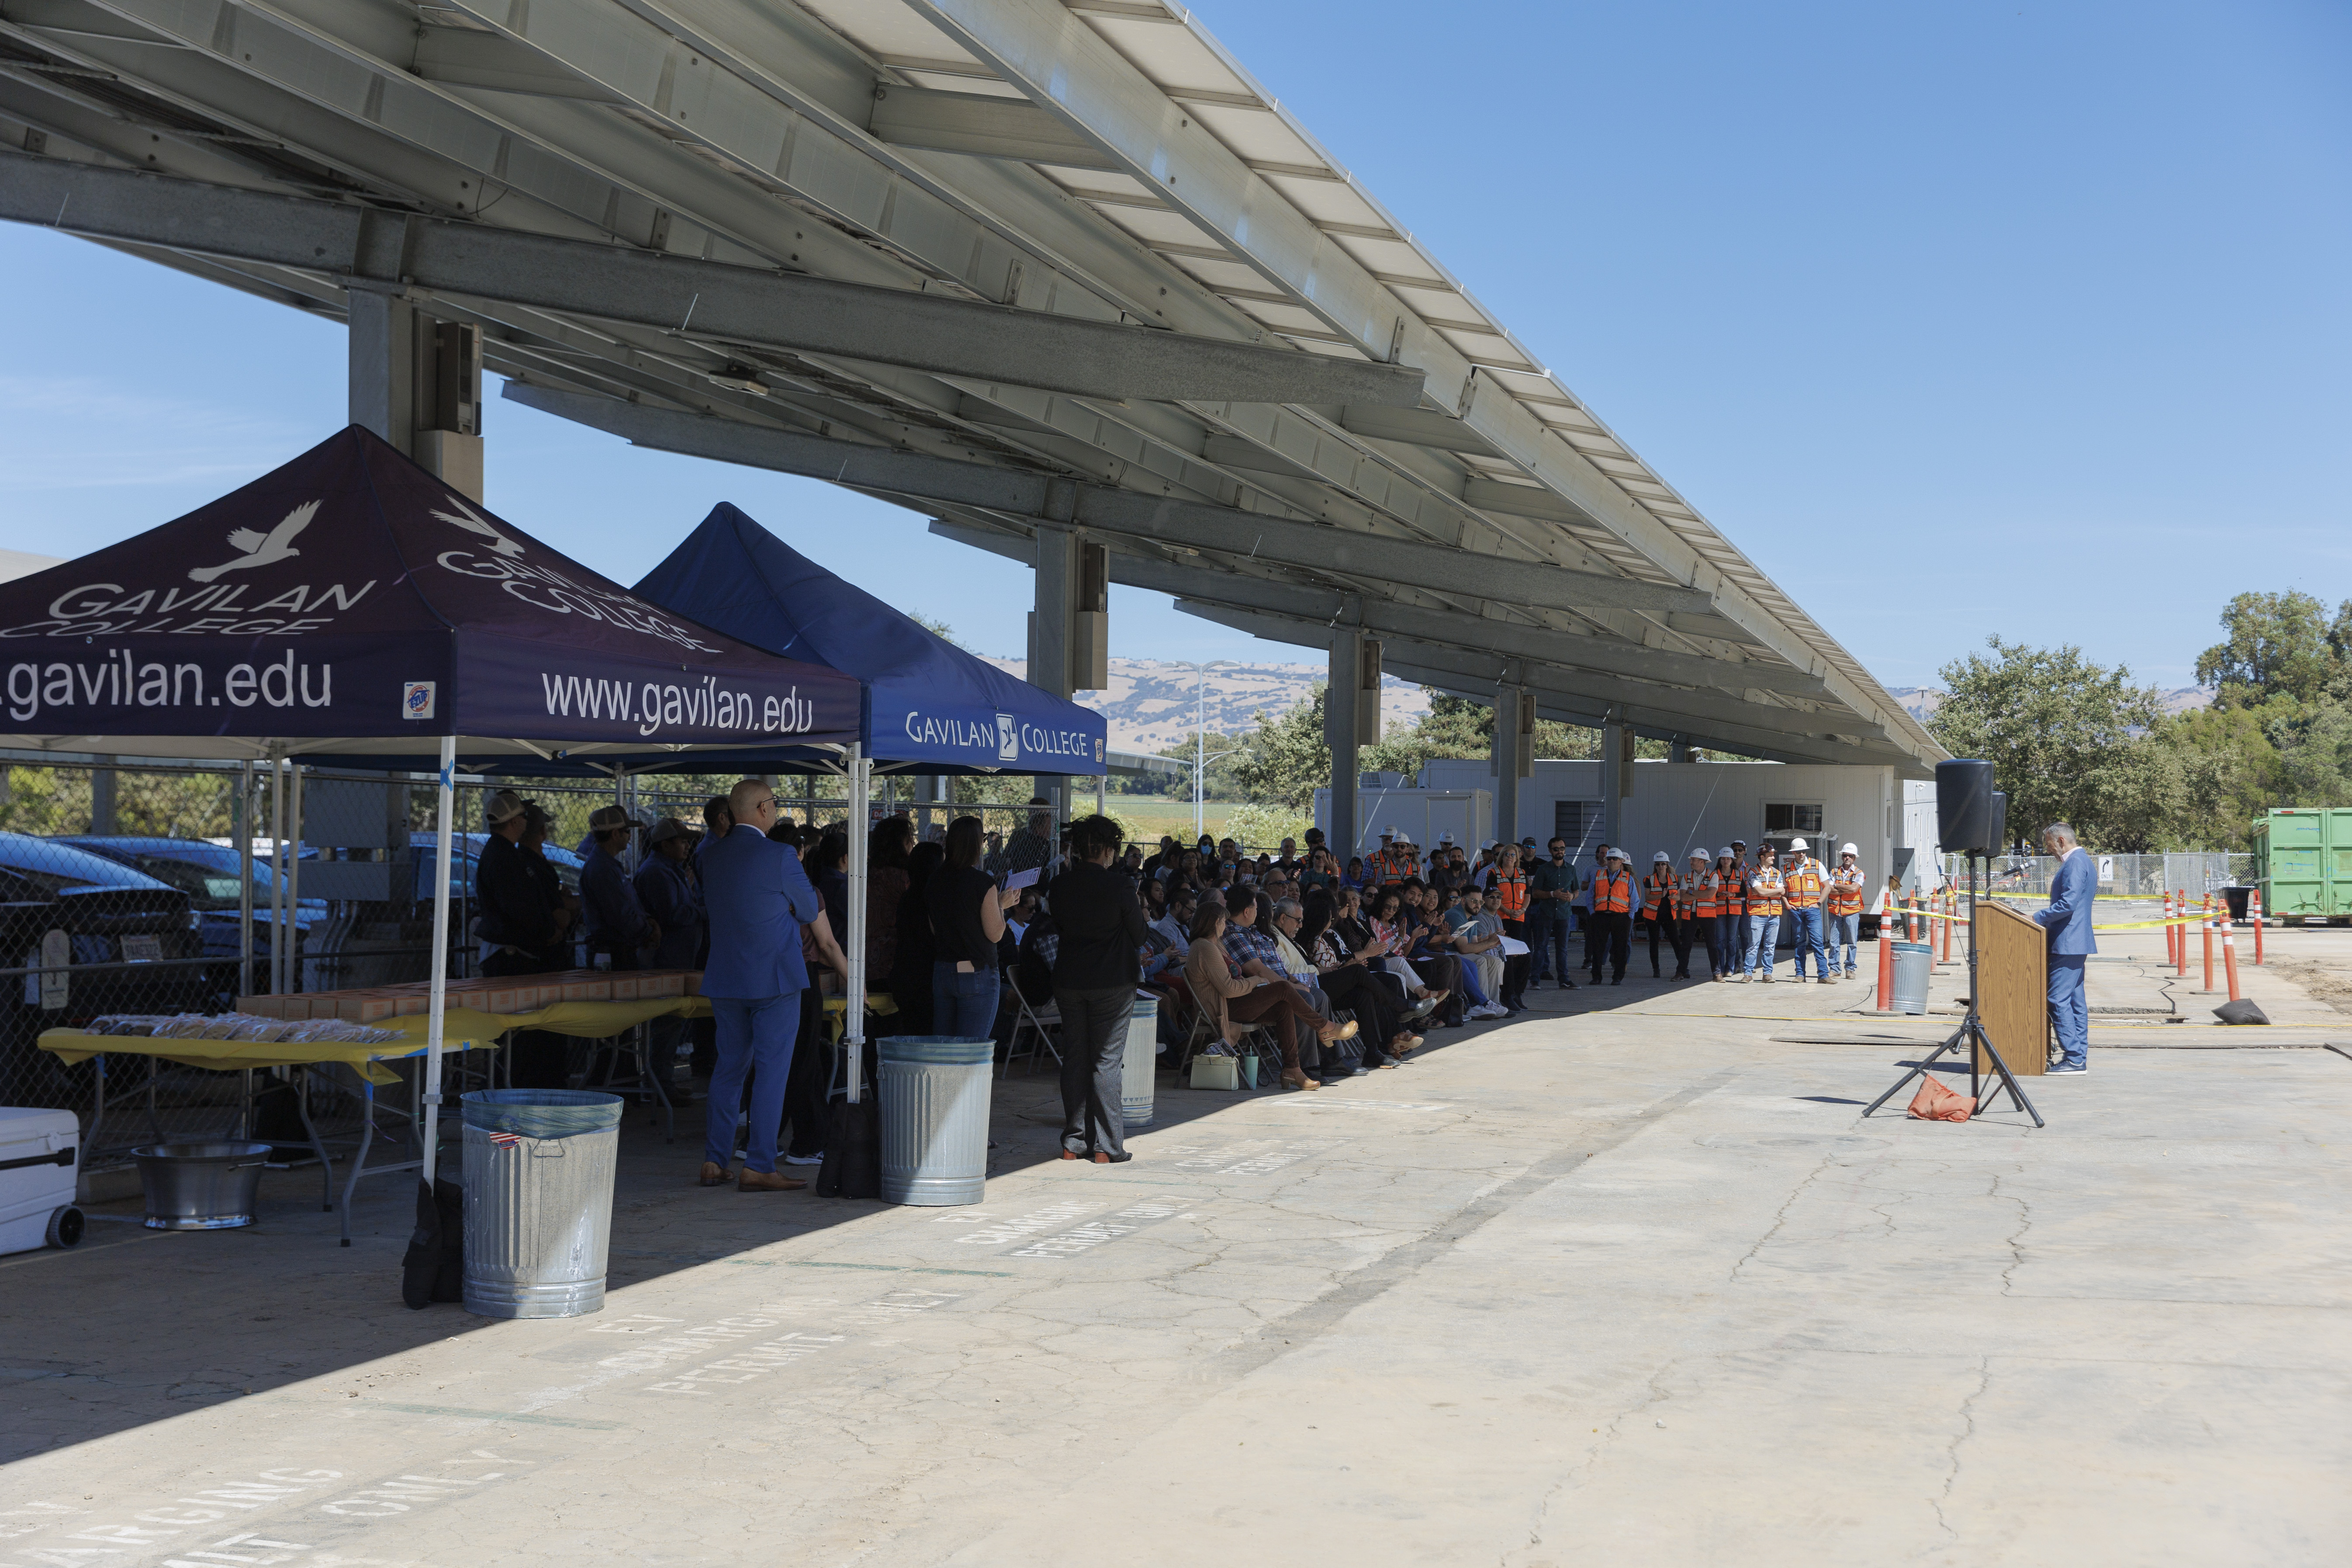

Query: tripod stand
<box><xmin>1863</xmin><ymin>851</ymin><xmax>2044</xmax><ymax>1127</ymax></box>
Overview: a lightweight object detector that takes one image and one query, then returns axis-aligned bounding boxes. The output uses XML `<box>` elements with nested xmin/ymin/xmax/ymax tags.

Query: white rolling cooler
<box><xmin>0</xmin><ymin>1107</ymin><xmax>83</xmax><ymax>1253</ymax></box>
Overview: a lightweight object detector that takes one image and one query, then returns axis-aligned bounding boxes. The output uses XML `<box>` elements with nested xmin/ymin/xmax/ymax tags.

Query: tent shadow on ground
<box><xmin>0</xmin><ymin>1051</ymin><xmax>1354</xmax><ymax>1463</ymax></box>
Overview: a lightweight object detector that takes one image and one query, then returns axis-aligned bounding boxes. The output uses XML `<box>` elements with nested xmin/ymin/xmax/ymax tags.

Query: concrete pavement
<box><xmin>4</xmin><ymin>925</ymin><xmax>2348</xmax><ymax>1566</ymax></box>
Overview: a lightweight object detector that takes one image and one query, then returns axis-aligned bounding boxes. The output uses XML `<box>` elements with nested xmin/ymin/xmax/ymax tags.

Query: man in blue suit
<box><xmin>698</xmin><ymin>779</ymin><xmax>825</xmax><ymax>1190</ymax></box>
<box><xmin>2032</xmin><ymin>822</ymin><xmax>2098</xmax><ymax>1074</ymax></box>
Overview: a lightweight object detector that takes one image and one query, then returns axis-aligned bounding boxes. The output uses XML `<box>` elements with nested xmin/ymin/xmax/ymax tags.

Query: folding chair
<box><xmin>1002</xmin><ymin>986</ymin><xmax>1063</xmax><ymax>1079</ymax></box>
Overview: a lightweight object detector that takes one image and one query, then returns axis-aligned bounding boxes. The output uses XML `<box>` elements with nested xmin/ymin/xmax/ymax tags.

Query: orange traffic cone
<box><xmin>1875</xmin><ymin>914</ymin><xmax>1895</xmax><ymax>1012</ymax></box>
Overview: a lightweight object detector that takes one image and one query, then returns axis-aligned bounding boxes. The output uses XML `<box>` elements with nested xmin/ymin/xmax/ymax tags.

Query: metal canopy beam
<box><xmin>869</xmin><ymin>85</ymin><xmax>1117</xmax><ymax>168</ymax></box>
<box><xmin>1170</xmin><ymin>599</ymin><xmax>1907</xmax><ymax>768</ymax></box>
<box><xmin>924</xmin><ymin>518</ymin><xmax>1825</xmax><ymax>700</ymax></box>
<box><xmin>502</xmin><ymin>381</ymin><xmax>1719</xmax><ymax>621</ymax></box>
<box><xmin>0</xmin><ymin>150</ymin><xmax>1425</xmax><ymax>407</ymax></box>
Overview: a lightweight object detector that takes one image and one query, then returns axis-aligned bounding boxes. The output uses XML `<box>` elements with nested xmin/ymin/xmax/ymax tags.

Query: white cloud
<box><xmin>0</xmin><ymin>377</ymin><xmax>308</xmax><ymax>492</ymax></box>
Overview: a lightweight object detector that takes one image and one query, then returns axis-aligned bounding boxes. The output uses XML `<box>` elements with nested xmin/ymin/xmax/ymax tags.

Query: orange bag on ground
<box><xmin>1906</xmin><ymin>1077</ymin><xmax>1976</xmax><ymax>1122</ymax></box>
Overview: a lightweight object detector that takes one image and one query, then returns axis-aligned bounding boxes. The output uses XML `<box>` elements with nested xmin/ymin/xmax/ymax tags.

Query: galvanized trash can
<box><xmin>1889</xmin><ymin>941</ymin><xmax>1933</xmax><ymax>1016</ymax></box>
<box><xmin>878</xmin><ymin>1037</ymin><xmax>993</xmax><ymax>1207</ymax></box>
<box><xmin>461</xmin><ymin>1089</ymin><xmax>621</xmax><ymax>1319</ymax></box>
<box><xmin>1121</xmin><ymin>993</ymin><xmax>1157</xmax><ymax>1128</ymax></box>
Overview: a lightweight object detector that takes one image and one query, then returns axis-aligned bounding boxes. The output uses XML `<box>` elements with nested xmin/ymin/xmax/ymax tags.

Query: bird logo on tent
<box><xmin>187</xmin><ymin>500</ymin><xmax>320</xmax><ymax>583</ymax></box>
<box><xmin>430</xmin><ymin>494</ymin><xmax>526</xmax><ymax>558</ymax></box>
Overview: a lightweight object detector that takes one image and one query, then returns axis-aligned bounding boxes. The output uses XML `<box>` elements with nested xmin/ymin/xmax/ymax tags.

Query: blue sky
<box><xmin>1</xmin><ymin>0</ymin><xmax>2344</xmax><ymax>690</ymax></box>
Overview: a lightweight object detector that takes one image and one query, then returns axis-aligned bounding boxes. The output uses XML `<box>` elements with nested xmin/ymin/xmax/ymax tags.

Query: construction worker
<box><xmin>1742</xmin><ymin>845</ymin><xmax>1786</xmax><ymax>982</ymax></box>
<box><xmin>1586</xmin><ymin>847</ymin><xmax>1639</xmax><ymax>985</ymax></box>
<box><xmin>1372</xmin><ymin>828</ymin><xmax>1417</xmax><ymax>886</ymax></box>
<box><xmin>1782</xmin><ymin>836</ymin><xmax>1830</xmax><ymax>982</ymax></box>
<box><xmin>1581</xmin><ymin>842</ymin><xmax>1614</xmax><ymax>980</ymax></box>
<box><xmin>1675</xmin><ymin>849</ymin><xmax>1712</xmax><ymax>981</ymax></box>
<box><xmin>1487</xmin><ymin>842</ymin><xmax>1533</xmax><ymax>1009</ymax></box>
<box><xmin>1640</xmin><ymin>851</ymin><xmax>1676</xmax><ymax>979</ymax></box>
<box><xmin>1727</xmin><ymin>838</ymin><xmax>1751</xmax><ymax>971</ymax></box>
<box><xmin>1708</xmin><ymin>848</ymin><xmax>1739</xmax><ymax>980</ymax></box>
<box><xmin>1826</xmin><ymin>843</ymin><xmax>1868</xmax><ymax>980</ymax></box>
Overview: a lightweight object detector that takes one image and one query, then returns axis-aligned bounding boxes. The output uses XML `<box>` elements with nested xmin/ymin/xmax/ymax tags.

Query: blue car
<box><xmin>0</xmin><ymin>834</ymin><xmax>205</xmax><ymax>1029</ymax></box>
<box><xmin>57</xmin><ymin>836</ymin><xmax>325</xmax><ymax>962</ymax></box>
<box><xmin>409</xmin><ymin>832</ymin><xmax>585</xmax><ymax>906</ymax></box>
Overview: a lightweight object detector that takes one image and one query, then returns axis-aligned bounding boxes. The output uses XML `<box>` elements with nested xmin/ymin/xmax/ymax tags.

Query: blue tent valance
<box><xmin>633</xmin><ymin>504</ymin><xmax>1105</xmax><ymax>776</ymax></box>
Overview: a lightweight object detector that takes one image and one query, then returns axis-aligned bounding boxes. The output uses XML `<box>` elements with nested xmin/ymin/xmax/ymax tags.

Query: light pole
<box><xmin>1183</xmin><ymin>659</ymin><xmax>1239</xmax><ymax>841</ymax></box>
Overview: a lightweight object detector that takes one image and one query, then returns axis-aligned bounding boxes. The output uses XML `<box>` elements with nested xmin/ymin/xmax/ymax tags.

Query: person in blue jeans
<box><xmin>698</xmin><ymin>779</ymin><xmax>825</xmax><ymax>1192</ymax></box>
<box><xmin>927</xmin><ymin>814</ymin><xmax>1020</xmax><ymax>1038</ymax></box>
<box><xmin>1742</xmin><ymin>847</ymin><xmax>1785</xmax><ymax>982</ymax></box>
<box><xmin>2033</xmin><ymin>823</ymin><xmax>2099</xmax><ymax>1073</ymax></box>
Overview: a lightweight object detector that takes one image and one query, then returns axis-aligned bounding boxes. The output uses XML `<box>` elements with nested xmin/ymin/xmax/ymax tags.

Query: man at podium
<box><xmin>2033</xmin><ymin>823</ymin><xmax>2097</xmax><ymax>1074</ymax></box>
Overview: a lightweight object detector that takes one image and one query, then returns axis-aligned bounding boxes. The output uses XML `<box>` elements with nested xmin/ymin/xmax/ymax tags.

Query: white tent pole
<box><xmin>237</xmin><ymin>761</ymin><xmax>254</xmax><ymax>1002</ymax></box>
<box><xmin>268</xmin><ymin>758</ymin><xmax>286</xmax><ymax>994</ymax></box>
<box><xmin>422</xmin><ymin>734</ymin><xmax>455</xmax><ymax>1186</ymax></box>
<box><xmin>844</xmin><ymin>742</ymin><xmax>868</xmax><ymax>1104</ymax></box>
<box><xmin>287</xmin><ymin>764</ymin><xmax>304</xmax><ymax>995</ymax></box>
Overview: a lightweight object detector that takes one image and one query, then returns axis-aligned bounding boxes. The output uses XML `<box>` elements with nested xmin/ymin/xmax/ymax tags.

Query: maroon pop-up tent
<box><xmin>0</xmin><ymin>426</ymin><xmax>865</xmax><ymax>1178</ymax></box>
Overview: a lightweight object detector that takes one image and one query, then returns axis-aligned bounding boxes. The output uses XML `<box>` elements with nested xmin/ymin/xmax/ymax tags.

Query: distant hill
<box><xmin>1887</xmin><ymin>685</ymin><xmax>2212</xmax><ymax>725</ymax></box>
<box><xmin>983</xmin><ymin>656</ymin><xmax>1430</xmax><ymax>754</ymax></box>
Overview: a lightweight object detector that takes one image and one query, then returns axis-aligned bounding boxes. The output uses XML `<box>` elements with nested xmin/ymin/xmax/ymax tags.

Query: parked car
<box><xmin>0</xmin><ymin>834</ymin><xmax>204</xmax><ymax>1108</ymax></box>
<box><xmin>58</xmin><ymin>836</ymin><xmax>326</xmax><ymax>963</ymax></box>
<box><xmin>410</xmin><ymin>832</ymin><xmax>585</xmax><ymax>905</ymax></box>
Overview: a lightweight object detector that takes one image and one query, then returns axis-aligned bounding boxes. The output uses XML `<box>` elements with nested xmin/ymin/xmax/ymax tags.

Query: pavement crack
<box><xmin>1925</xmin><ymin>1357</ymin><xmax>1993</xmax><ymax>1554</ymax></box>
<box><xmin>1728</xmin><ymin>1152</ymin><xmax>1839</xmax><ymax>1284</ymax></box>
<box><xmin>1991</xmin><ymin>1169</ymin><xmax>2032</xmax><ymax>1295</ymax></box>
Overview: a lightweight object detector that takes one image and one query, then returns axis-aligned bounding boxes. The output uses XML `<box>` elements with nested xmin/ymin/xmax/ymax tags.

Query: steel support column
<box><xmin>349</xmin><ymin>288</ymin><xmax>484</xmax><ymax>500</ymax></box>
<box><xmin>1325</xmin><ymin>625</ymin><xmax>1377</xmax><ymax>862</ymax></box>
<box><xmin>1601</xmin><ymin>707</ymin><xmax>1629</xmax><ymax>851</ymax></box>
<box><xmin>1030</xmin><ymin>525</ymin><xmax>1077</xmax><ymax>817</ymax></box>
<box><xmin>1491</xmin><ymin>685</ymin><xmax>1528</xmax><ymax>849</ymax></box>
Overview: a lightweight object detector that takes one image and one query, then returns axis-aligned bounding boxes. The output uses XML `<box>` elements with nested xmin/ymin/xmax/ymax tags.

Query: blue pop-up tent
<box><xmin>632</xmin><ymin>503</ymin><xmax>1105</xmax><ymax>776</ymax></box>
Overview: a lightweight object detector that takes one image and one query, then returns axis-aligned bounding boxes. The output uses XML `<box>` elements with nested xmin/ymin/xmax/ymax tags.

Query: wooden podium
<box><xmin>1974</xmin><ymin>901</ymin><xmax>2048</xmax><ymax>1077</ymax></box>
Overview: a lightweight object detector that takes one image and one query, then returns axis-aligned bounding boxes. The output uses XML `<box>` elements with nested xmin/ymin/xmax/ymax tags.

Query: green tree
<box><xmin>1929</xmin><ymin>637</ymin><xmax>2171</xmax><ymax>848</ymax></box>
<box><xmin>2194</xmin><ymin>591</ymin><xmax>2349</xmax><ymax>709</ymax></box>
<box><xmin>1224</xmin><ymin>682</ymin><xmax>1331</xmax><ymax>812</ymax></box>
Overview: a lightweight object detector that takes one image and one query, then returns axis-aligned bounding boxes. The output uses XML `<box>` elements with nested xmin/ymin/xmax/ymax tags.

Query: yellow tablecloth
<box><xmin>37</xmin><ymin>996</ymin><xmax>715</xmax><ymax>1081</ymax></box>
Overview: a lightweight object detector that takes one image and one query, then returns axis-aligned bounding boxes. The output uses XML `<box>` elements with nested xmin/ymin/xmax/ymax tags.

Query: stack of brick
<box><xmin>238</xmin><ymin>969</ymin><xmax>702</xmax><ymax>1024</ymax></box>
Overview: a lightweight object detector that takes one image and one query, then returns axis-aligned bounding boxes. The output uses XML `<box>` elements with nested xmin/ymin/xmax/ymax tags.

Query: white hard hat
<box><xmin>1437</xmin><ymin>832</ymin><xmax>1454</xmax><ymax>844</ymax></box>
<box><xmin>1606</xmin><ymin>846</ymin><xmax>1628</xmax><ymax>860</ymax></box>
<box><xmin>1840</xmin><ymin>842</ymin><xmax>1859</xmax><ymax>857</ymax></box>
<box><xmin>1688</xmin><ymin>848</ymin><xmax>1710</xmax><ymax>862</ymax></box>
<box><xmin>1653</xmin><ymin>851</ymin><xmax>1671</xmax><ymax>863</ymax></box>
<box><xmin>1788</xmin><ymin>837</ymin><xmax>1808</xmax><ymax>851</ymax></box>
<box><xmin>1718</xmin><ymin>847</ymin><xmax>1736</xmax><ymax>859</ymax></box>
<box><xmin>1382</xmin><ymin>826</ymin><xmax>1400</xmax><ymax>837</ymax></box>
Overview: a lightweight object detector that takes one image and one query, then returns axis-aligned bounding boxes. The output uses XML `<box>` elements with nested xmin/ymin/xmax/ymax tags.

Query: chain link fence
<box><xmin>3</xmin><ymin>757</ymin><xmax>1090</xmax><ymax>1170</ymax></box>
<box><xmin>1940</xmin><ymin>851</ymin><xmax>2256</xmax><ymax>903</ymax></box>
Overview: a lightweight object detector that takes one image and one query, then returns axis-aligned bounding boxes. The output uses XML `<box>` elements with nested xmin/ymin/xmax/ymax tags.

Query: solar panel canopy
<box><xmin>0</xmin><ymin>0</ymin><xmax>1942</xmax><ymax>773</ymax></box>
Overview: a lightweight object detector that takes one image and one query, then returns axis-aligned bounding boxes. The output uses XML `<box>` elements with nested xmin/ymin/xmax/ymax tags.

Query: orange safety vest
<box><xmin>1682</xmin><ymin>869</ymin><xmax>1717</xmax><ymax>919</ymax></box>
<box><xmin>1592</xmin><ymin>869</ymin><xmax>1634</xmax><ymax>915</ymax></box>
<box><xmin>1490</xmin><ymin>871</ymin><xmax>1530</xmax><ymax>921</ymax></box>
<box><xmin>1783</xmin><ymin>858</ymin><xmax>1826</xmax><ymax>909</ymax></box>
<box><xmin>1374</xmin><ymin>847</ymin><xmax>1418</xmax><ymax>883</ymax></box>
<box><xmin>1827</xmin><ymin>865</ymin><xmax>1867</xmax><ymax>915</ymax></box>
<box><xmin>1640</xmin><ymin>869</ymin><xmax>1674</xmax><ymax>921</ymax></box>
<box><xmin>1693</xmin><ymin>869</ymin><xmax>1731</xmax><ymax>921</ymax></box>
<box><xmin>1747</xmin><ymin>866</ymin><xmax>1786</xmax><ymax>918</ymax></box>
<box><xmin>1722</xmin><ymin>862</ymin><xmax>1747</xmax><ymax>916</ymax></box>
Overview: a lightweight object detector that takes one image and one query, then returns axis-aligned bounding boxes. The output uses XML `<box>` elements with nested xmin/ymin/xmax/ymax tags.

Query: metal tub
<box><xmin>460</xmin><ymin>1090</ymin><xmax>622</xmax><ymax>1319</ymax></box>
<box><xmin>878</xmin><ymin>1036</ymin><xmax>994</xmax><ymax>1206</ymax></box>
<box><xmin>133</xmin><ymin>1141</ymin><xmax>271</xmax><ymax>1231</ymax></box>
